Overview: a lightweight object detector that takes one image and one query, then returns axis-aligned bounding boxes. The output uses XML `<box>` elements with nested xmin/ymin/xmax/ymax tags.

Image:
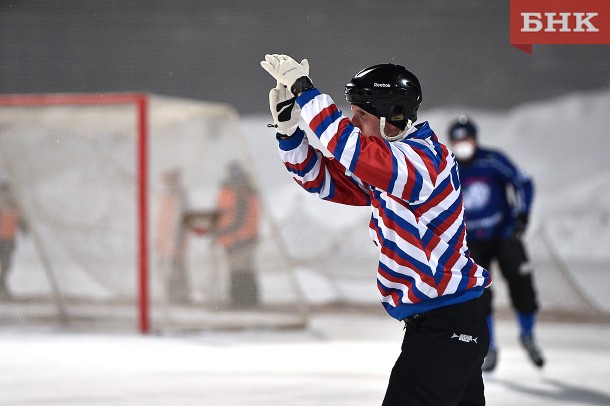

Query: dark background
<box><xmin>1</xmin><ymin>0</ymin><xmax>609</xmax><ymax>115</ymax></box>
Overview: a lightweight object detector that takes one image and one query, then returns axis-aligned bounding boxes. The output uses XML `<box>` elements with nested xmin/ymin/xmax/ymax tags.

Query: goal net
<box><xmin>0</xmin><ymin>93</ymin><xmax>307</xmax><ymax>333</ymax></box>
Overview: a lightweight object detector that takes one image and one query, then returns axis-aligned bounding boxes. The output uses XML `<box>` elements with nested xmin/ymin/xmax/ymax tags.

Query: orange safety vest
<box><xmin>215</xmin><ymin>184</ymin><xmax>259</xmax><ymax>250</ymax></box>
<box><xmin>0</xmin><ymin>207</ymin><xmax>19</xmax><ymax>240</ymax></box>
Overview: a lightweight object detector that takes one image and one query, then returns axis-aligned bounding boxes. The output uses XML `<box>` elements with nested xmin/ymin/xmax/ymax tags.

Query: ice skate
<box><xmin>520</xmin><ymin>335</ymin><xmax>544</xmax><ymax>367</ymax></box>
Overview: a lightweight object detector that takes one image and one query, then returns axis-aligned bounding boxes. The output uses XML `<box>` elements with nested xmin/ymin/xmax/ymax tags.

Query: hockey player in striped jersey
<box><xmin>261</xmin><ymin>54</ymin><xmax>492</xmax><ymax>405</ymax></box>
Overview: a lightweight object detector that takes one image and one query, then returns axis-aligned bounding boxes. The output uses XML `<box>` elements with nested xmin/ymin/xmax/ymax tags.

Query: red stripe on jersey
<box><xmin>327</xmin><ymin>117</ymin><xmax>352</xmax><ymax>155</ymax></box>
<box><xmin>424</xmin><ymin>230</ymin><xmax>442</xmax><ymax>257</ymax></box>
<box><xmin>310</xmin><ymin>104</ymin><xmax>338</xmax><ymax>137</ymax></box>
<box><xmin>401</xmin><ymin>154</ymin><xmax>417</xmax><ymax>200</ymax></box>
<box><xmin>381</xmin><ymin>242</ymin><xmax>437</xmax><ymax>289</ymax></box>
<box><xmin>297</xmin><ymin>166</ymin><xmax>325</xmax><ymax>191</ymax></box>
<box><xmin>455</xmin><ymin>220</ymin><xmax>467</xmax><ymax>255</ymax></box>
<box><xmin>434</xmin><ymin>203</ymin><xmax>461</xmax><ymax>238</ymax></box>
<box><xmin>465</xmin><ymin>262</ymin><xmax>479</xmax><ymax>289</ymax></box>
<box><xmin>284</xmin><ymin>146</ymin><xmax>316</xmax><ymax>173</ymax></box>
<box><xmin>437</xmin><ymin>143</ymin><xmax>449</xmax><ymax>174</ymax></box>
<box><xmin>377</xmin><ymin>281</ymin><xmax>401</xmax><ymax>307</ymax></box>
<box><xmin>378</xmin><ymin>265</ymin><xmax>419</xmax><ymax>304</ymax></box>
<box><xmin>381</xmin><ymin>195</ymin><xmax>433</xmax><ymax>260</ymax></box>
<box><xmin>350</xmin><ymin>136</ymin><xmax>395</xmax><ymax>189</ymax></box>
<box><xmin>437</xmin><ymin>249</ymin><xmax>461</xmax><ymax>294</ymax></box>
<box><xmin>413</xmin><ymin>179</ymin><xmax>453</xmax><ymax>219</ymax></box>
<box><xmin>412</xmin><ymin>146</ymin><xmax>438</xmax><ymax>186</ymax></box>
<box><xmin>369</xmin><ymin>217</ymin><xmax>382</xmax><ymax>244</ymax></box>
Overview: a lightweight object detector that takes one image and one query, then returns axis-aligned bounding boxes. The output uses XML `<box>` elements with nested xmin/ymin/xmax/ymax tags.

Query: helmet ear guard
<box><xmin>379</xmin><ymin>117</ymin><xmax>413</xmax><ymax>142</ymax></box>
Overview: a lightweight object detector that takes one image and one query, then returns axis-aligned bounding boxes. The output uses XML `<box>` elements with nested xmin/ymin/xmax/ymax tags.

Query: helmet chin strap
<box><xmin>380</xmin><ymin>118</ymin><xmax>413</xmax><ymax>142</ymax></box>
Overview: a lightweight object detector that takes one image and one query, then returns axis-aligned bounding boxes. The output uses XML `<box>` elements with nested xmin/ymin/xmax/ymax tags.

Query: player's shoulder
<box><xmin>477</xmin><ymin>146</ymin><xmax>509</xmax><ymax>161</ymax></box>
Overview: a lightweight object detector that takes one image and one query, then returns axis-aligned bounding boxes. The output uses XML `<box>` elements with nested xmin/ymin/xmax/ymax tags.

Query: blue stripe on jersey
<box><xmin>370</xmin><ymin>212</ymin><xmax>383</xmax><ymax>241</ymax></box>
<box><xmin>434</xmin><ymin>245</ymin><xmax>456</xmax><ymax>284</ymax></box>
<box><xmin>436</xmin><ymin>200</ymin><xmax>466</xmax><ymax>254</ymax></box>
<box><xmin>322</xmin><ymin>174</ymin><xmax>336</xmax><ymax>200</ymax></box>
<box><xmin>278</xmin><ymin>128</ymin><xmax>305</xmax><ymax>151</ymax></box>
<box><xmin>429</xmin><ymin>192</ymin><xmax>462</xmax><ymax>232</ymax></box>
<box><xmin>303</xmin><ymin>182</ymin><xmax>324</xmax><ymax>194</ymax></box>
<box><xmin>296</xmin><ymin>88</ymin><xmax>320</xmax><ymax>108</ymax></box>
<box><xmin>286</xmin><ymin>150</ymin><xmax>318</xmax><ymax>178</ymax></box>
<box><xmin>455</xmin><ymin>261</ymin><xmax>475</xmax><ymax>293</ymax></box>
<box><xmin>386</xmin><ymin>287</ymin><xmax>484</xmax><ymax>320</ymax></box>
<box><xmin>384</xmin><ymin>238</ymin><xmax>430</xmax><ymax>277</ymax></box>
<box><xmin>313</xmin><ymin>108</ymin><xmax>343</xmax><ymax>139</ymax></box>
<box><xmin>331</xmin><ymin>116</ymin><xmax>350</xmax><ymax>162</ymax></box>
<box><xmin>450</xmin><ymin>164</ymin><xmax>460</xmax><ymax>190</ymax></box>
<box><xmin>421</xmin><ymin>227</ymin><xmax>435</xmax><ymax>248</ymax></box>
<box><xmin>406</xmin><ymin>140</ymin><xmax>440</xmax><ymax>173</ymax></box>
<box><xmin>378</xmin><ymin>195</ymin><xmax>420</xmax><ymax>237</ymax></box>
<box><xmin>348</xmin><ymin>134</ymin><xmax>361</xmax><ymax>173</ymax></box>
<box><xmin>380</xmin><ymin>241</ymin><xmax>431</xmax><ymax>303</ymax></box>
<box><xmin>410</xmin><ymin>175</ymin><xmax>451</xmax><ymax>212</ymax></box>
<box><xmin>378</xmin><ymin>262</ymin><xmax>407</xmax><ymax>302</ymax></box>
<box><xmin>388</xmin><ymin>144</ymin><xmax>399</xmax><ymax>194</ymax></box>
<box><xmin>407</xmin><ymin>157</ymin><xmax>424</xmax><ymax>201</ymax></box>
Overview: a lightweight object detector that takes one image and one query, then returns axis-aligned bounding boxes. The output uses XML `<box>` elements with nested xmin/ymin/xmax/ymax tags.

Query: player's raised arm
<box><xmin>262</xmin><ymin>60</ymin><xmax>370</xmax><ymax>206</ymax></box>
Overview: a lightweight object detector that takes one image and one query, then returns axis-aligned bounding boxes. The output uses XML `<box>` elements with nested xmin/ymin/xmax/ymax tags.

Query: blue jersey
<box><xmin>456</xmin><ymin>146</ymin><xmax>534</xmax><ymax>241</ymax></box>
<box><xmin>278</xmin><ymin>88</ymin><xmax>491</xmax><ymax>321</ymax></box>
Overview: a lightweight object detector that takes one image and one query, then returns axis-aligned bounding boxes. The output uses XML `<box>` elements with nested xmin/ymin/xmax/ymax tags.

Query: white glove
<box><xmin>268</xmin><ymin>81</ymin><xmax>301</xmax><ymax>136</ymax></box>
<box><xmin>260</xmin><ymin>54</ymin><xmax>312</xmax><ymax>94</ymax></box>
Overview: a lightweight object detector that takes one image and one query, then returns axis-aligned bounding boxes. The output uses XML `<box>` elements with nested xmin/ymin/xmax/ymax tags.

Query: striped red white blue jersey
<box><xmin>278</xmin><ymin>88</ymin><xmax>491</xmax><ymax>321</ymax></box>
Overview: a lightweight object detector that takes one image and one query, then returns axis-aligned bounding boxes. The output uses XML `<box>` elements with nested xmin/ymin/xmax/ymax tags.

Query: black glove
<box><xmin>513</xmin><ymin>213</ymin><xmax>529</xmax><ymax>238</ymax></box>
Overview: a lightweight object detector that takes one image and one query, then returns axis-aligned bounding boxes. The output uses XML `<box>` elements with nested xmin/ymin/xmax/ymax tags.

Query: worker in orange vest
<box><xmin>155</xmin><ymin>168</ymin><xmax>191</xmax><ymax>304</ymax></box>
<box><xmin>0</xmin><ymin>179</ymin><xmax>25</xmax><ymax>300</ymax></box>
<box><xmin>213</xmin><ymin>162</ymin><xmax>260</xmax><ymax>307</ymax></box>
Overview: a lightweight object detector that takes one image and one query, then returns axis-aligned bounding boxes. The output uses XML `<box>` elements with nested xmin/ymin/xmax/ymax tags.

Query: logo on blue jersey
<box><xmin>462</xmin><ymin>181</ymin><xmax>491</xmax><ymax>211</ymax></box>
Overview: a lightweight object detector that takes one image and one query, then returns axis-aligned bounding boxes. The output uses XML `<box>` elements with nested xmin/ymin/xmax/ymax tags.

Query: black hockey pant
<box><xmin>468</xmin><ymin>237</ymin><xmax>539</xmax><ymax>316</ymax></box>
<box><xmin>382</xmin><ymin>298</ymin><xmax>489</xmax><ymax>406</ymax></box>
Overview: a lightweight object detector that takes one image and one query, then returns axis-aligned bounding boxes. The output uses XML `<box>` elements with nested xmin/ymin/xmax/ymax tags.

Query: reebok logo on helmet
<box><xmin>374</xmin><ymin>83</ymin><xmax>391</xmax><ymax>87</ymax></box>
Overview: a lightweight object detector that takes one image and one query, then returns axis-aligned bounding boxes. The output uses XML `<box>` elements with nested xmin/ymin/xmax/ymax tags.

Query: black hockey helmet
<box><xmin>345</xmin><ymin>63</ymin><xmax>422</xmax><ymax>130</ymax></box>
<box><xmin>448</xmin><ymin>115</ymin><xmax>478</xmax><ymax>141</ymax></box>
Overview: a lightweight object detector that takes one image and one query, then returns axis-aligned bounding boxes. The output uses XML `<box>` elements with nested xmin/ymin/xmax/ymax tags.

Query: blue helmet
<box><xmin>448</xmin><ymin>115</ymin><xmax>477</xmax><ymax>141</ymax></box>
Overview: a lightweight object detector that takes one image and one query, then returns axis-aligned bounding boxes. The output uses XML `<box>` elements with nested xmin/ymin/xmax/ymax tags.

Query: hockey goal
<box><xmin>0</xmin><ymin>93</ymin><xmax>307</xmax><ymax>333</ymax></box>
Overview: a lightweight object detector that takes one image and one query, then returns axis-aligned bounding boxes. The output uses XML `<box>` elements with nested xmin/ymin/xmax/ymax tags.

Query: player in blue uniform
<box><xmin>448</xmin><ymin>115</ymin><xmax>544</xmax><ymax>372</ymax></box>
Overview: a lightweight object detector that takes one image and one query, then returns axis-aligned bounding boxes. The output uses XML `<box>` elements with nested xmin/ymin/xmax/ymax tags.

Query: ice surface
<box><xmin>1</xmin><ymin>315</ymin><xmax>609</xmax><ymax>405</ymax></box>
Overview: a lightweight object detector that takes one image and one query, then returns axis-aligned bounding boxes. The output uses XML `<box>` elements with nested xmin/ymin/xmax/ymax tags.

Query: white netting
<box><xmin>0</xmin><ymin>94</ymin><xmax>306</xmax><ymax>332</ymax></box>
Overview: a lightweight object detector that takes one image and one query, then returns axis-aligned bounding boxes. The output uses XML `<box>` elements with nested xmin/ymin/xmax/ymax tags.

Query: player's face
<box><xmin>351</xmin><ymin>105</ymin><xmax>402</xmax><ymax>140</ymax></box>
<box><xmin>351</xmin><ymin>105</ymin><xmax>382</xmax><ymax>139</ymax></box>
<box><xmin>450</xmin><ymin>139</ymin><xmax>477</xmax><ymax>161</ymax></box>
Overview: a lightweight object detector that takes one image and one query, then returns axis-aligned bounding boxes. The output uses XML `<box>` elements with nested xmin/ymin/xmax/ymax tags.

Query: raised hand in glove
<box><xmin>268</xmin><ymin>81</ymin><xmax>301</xmax><ymax>137</ymax></box>
<box><xmin>260</xmin><ymin>54</ymin><xmax>314</xmax><ymax>95</ymax></box>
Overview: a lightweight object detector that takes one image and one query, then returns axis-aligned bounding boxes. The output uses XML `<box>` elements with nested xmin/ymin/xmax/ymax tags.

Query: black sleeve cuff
<box><xmin>291</xmin><ymin>76</ymin><xmax>314</xmax><ymax>96</ymax></box>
